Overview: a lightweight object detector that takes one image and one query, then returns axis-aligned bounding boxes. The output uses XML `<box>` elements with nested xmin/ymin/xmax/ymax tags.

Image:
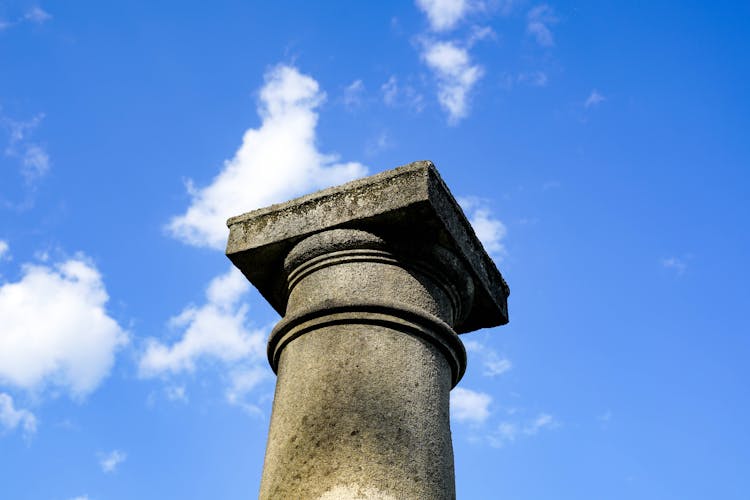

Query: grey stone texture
<box><xmin>226</xmin><ymin>161</ymin><xmax>509</xmax><ymax>499</ymax></box>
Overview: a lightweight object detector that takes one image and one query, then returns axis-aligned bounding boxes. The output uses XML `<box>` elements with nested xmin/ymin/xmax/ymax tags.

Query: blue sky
<box><xmin>1</xmin><ymin>1</ymin><xmax>748</xmax><ymax>499</ymax></box>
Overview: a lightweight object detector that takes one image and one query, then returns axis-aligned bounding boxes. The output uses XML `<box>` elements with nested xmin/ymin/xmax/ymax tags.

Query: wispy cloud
<box><xmin>526</xmin><ymin>413</ymin><xmax>557</xmax><ymax>434</ymax></box>
<box><xmin>168</xmin><ymin>64</ymin><xmax>367</xmax><ymax>249</ymax></box>
<box><xmin>452</xmin><ymin>391</ymin><xmax>559</xmax><ymax>448</ymax></box>
<box><xmin>464</xmin><ymin>340</ymin><xmax>512</xmax><ymax>376</ymax></box>
<box><xmin>139</xmin><ymin>267</ymin><xmax>265</xmax><ymax>377</ymax></box>
<box><xmin>585</xmin><ymin>89</ymin><xmax>606</xmax><ymax>108</ymax></box>
<box><xmin>19</xmin><ymin>144</ymin><xmax>50</xmax><ymax>182</ymax></box>
<box><xmin>382</xmin><ymin>76</ymin><xmax>399</xmax><ymax>106</ymax></box>
<box><xmin>416</xmin><ymin>0</ymin><xmax>476</xmax><ymax>32</ymax></box>
<box><xmin>496</xmin><ymin>0</ymin><xmax>519</xmax><ymax>16</ymax></box>
<box><xmin>365</xmin><ymin>130</ymin><xmax>393</xmax><ymax>156</ymax></box>
<box><xmin>0</xmin><ymin>6</ymin><xmax>52</xmax><ymax>32</ymax></box>
<box><xmin>24</xmin><ymin>7</ymin><xmax>52</xmax><ymax>24</ymax></box>
<box><xmin>381</xmin><ymin>76</ymin><xmax>425</xmax><ymax>112</ymax></box>
<box><xmin>0</xmin><ymin>256</ymin><xmax>128</xmax><ymax>398</ymax></box>
<box><xmin>343</xmin><ymin>79</ymin><xmax>365</xmax><ymax>110</ymax></box>
<box><xmin>225</xmin><ymin>366</ymin><xmax>269</xmax><ymax>416</ymax></box>
<box><xmin>421</xmin><ymin>40</ymin><xmax>484</xmax><ymax>123</ymax></box>
<box><xmin>1</xmin><ymin>112</ymin><xmax>50</xmax><ymax>186</ymax></box>
<box><xmin>526</xmin><ymin>5</ymin><xmax>558</xmax><ymax>47</ymax></box>
<box><xmin>0</xmin><ymin>240</ymin><xmax>9</xmax><ymax>261</ymax></box>
<box><xmin>0</xmin><ymin>392</ymin><xmax>37</xmax><ymax>436</ymax></box>
<box><xmin>164</xmin><ymin>385</ymin><xmax>188</xmax><ymax>402</ymax></box>
<box><xmin>662</xmin><ymin>256</ymin><xmax>687</xmax><ymax>275</ymax></box>
<box><xmin>467</xmin><ymin>25</ymin><xmax>495</xmax><ymax>45</ymax></box>
<box><xmin>517</xmin><ymin>71</ymin><xmax>549</xmax><ymax>87</ymax></box>
<box><xmin>99</xmin><ymin>449</ymin><xmax>126</xmax><ymax>473</ymax></box>
<box><xmin>139</xmin><ymin>267</ymin><xmax>271</xmax><ymax>415</ymax></box>
<box><xmin>488</xmin><ymin>412</ymin><xmax>559</xmax><ymax>447</ymax></box>
<box><xmin>451</xmin><ymin>387</ymin><xmax>492</xmax><ymax>424</ymax></box>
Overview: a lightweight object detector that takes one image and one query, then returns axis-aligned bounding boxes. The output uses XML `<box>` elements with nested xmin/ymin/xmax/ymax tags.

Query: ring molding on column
<box><xmin>267</xmin><ymin>301</ymin><xmax>468</xmax><ymax>388</ymax></box>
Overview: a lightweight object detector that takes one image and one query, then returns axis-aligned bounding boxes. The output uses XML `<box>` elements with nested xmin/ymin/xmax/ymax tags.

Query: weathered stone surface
<box><xmin>226</xmin><ymin>160</ymin><xmax>509</xmax><ymax>333</ymax></box>
<box><xmin>262</xmin><ymin>321</ymin><xmax>454</xmax><ymax>499</ymax></box>
<box><xmin>225</xmin><ymin>161</ymin><xmax>510</xmax><ymax>499</ymax></box>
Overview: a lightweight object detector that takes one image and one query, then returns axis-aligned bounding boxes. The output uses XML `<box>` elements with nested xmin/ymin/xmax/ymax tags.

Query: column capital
<box><xmin>268</xmin><ymin>227</ymin><xmax>471</xmax><ymax>387</ymax></box>
<box><xmin>226</xmin><ymin>160</ymin><xmax>509</xmax><ymax>334</ymax></box>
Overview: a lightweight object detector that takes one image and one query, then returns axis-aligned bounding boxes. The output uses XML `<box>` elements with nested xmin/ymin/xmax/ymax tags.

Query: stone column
<box><xmin>226</xmin><ymin>161</ymin><xmax>509</xmax><ymax>500</ymax></box>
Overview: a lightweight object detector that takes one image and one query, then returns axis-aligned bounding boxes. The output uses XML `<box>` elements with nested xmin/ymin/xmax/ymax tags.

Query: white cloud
<box><xmin>662</xmin><ymin>257</ymin><xmax>687</xmax><ymax>275</ymax></box>
<box><xmin>99</xmin><ymin>449</ymin><xmax>126</xmax><ymax>473</ymax></box>
<box><xmin>68</xmin><ymin>496</ymin><xmax>90</xmax><ymax>500</ymax></box>
<box><xmin>343</xmin><ymin>79</ymin><xmax>365</xmax><ymax>109</ymax></box>
<box><xmin>0</xmin><ymin>257</ymin><xmax>128</xmax><ymax>398</ymax></box>
<box><xmin>585</xmin><ymin>89</ymin><xmax>606</xmax><ymax>108</ymax></box>
<box><xmin>469</xmin><ymin>208</ymin><xmax>506</xmax><ymax>255</ymax></box>
<box><xmin>139</xmin><ymin>267</ymin><xmax>265</xmax><ymax>377</ymax></box>
<box><xmin>0</xmin><ymin>392</ymin><xmax>37</xmax><ymax>435</ymax></box>
<box><xmin>416</xmin><ymin>0</ymin><xmax>475</xmax><ymax>32</ymax></box>
<box><xmin>458</xmin><ymin>197</ymin><xmax>507</xmax><ymax>256</ymax></box>
<box><xmin>24</xmin><ymin>7</ymin><xmax>52</xmax><ymax>24</ymax></box>
<box><xmin>451</xmin><ymin>387</ymin><xmax>492</xmax><ymax>424</ymax></box>
<box><xmin>168</xmin><ymin>64</ymin><xmax>368</xmax><ymax>249</ymax></box>
<box><xmin>527</xmin><ymin>5</ymin><xmax>558</xmax><ymax>47</ymax></box>
<box><xmin>421</xmin><ymin>41</ymin><xmax>483</xmax><ymax>123</ymax></box>
<box><xmin>0</xmin><ymin>240</ymin><xmax>9</xmax><ymax>260</ymax></box>
<box><xmin>464</xmin><ymin>339</ymin><xmax>512</xmax><ymax>376</ymax></box>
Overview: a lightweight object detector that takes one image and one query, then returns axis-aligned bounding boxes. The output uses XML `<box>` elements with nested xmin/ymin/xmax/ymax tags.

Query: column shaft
<box><xmin>260</xmin><ymin>321</ymin><xmax>455</xmax><ymax>499</ymax></box>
